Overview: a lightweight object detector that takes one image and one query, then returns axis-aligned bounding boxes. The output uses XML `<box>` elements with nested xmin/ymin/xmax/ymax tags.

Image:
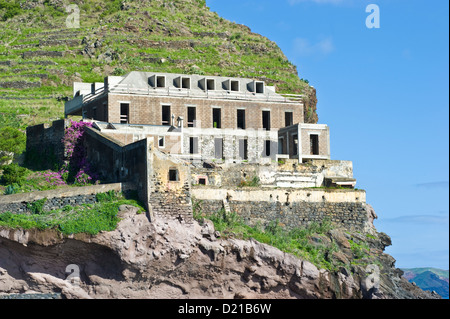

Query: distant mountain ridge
<box><xmin>402</xmin><ymin>268</ymin><xmax>449</xmax><ymax>299</ymax></box>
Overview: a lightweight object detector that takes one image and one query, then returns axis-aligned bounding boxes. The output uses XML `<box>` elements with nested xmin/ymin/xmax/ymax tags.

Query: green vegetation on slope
<box><xmin>0</xmin><ymin>190</ymin><xmax>145</xmax><ymax>235</ymax></box>
<box><xmin>0</xmin><ymin>0</ymin><xmax>317</xmax><ymax>131</ymax></box>
<box><xmin>193</xmin><ymin>199</ymin><xmax>381</xmax><ymax>273</ymax></box>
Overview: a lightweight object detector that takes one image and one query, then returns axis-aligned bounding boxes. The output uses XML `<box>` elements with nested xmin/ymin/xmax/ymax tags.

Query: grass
<box><xmin>193</xmin><ymin>199</ymin><xmax>344</xmax><ymax>271</ymax></box>
<box><xmin>0</xmin><ymin>191</ymin><xmax>145</xmax><ymax>235</ymax></box>
<box><xmin>1</xmin><ymin>168</ymin><xmax>64</xmax><ymax>194</ymax></box>
<box><xmin>239</xmin><ymin>176</ymin><xmax>260</xmax><ymax>188</ymax></box>
<box><xmin>0</xmin><ymin>0</ymin><xmax>317</xmax><ymax>131</ymax></box>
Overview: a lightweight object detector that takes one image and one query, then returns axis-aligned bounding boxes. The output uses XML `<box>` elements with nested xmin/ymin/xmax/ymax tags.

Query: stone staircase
<box><xmin>222</xmin><ymin>198</ymin><xmax>231</xmax><ymax>213</ymax></box>
<box><xmin>274</xmin><ymin>172</ymin><xmax>319</xmax><ymax>188</ymax></box>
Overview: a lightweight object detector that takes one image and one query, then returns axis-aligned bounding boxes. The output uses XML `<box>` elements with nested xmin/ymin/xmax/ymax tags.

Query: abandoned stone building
<box><xmin>65</xmin><ymin>71</ymin><xmax>331</xmax><ymax>164</ymax></box>
<box><xmin>23</xmin><ymin>71</ymin><xmax>365</xmax><ymax>229</ymax></box>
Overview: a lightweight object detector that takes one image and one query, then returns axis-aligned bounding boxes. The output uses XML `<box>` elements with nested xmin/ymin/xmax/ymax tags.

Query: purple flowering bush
<box><xmin>62</xmin><ymin>120</ymin><xmax>98</xmax><ymax>186</ymax></box>
<box><xmin>38</xmin><ymin>170</ymin><xmax>66</xmax><ymax>187</ymax></box>
<box><xmin>2</xmin><ymin>121</ymin><xmax>99</xmax><ymax>194</ymax></box>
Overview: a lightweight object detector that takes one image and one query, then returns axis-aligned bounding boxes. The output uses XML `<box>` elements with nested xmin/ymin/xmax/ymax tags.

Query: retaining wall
<box><xmin>0</xmin><ymin>183</ymin><xmax>122</xmax><ymax>214</ymax></box>
<box><xmin>192</xmin><ymin>187</ymin><xmax>369</xmax><ymax>231</ymax></box>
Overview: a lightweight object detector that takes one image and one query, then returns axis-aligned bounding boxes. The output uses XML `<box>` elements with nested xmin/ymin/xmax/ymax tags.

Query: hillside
<box><xmin>0</xmin><ymin>0</ymin><xmax>318</xmax><ymax>131</ymax></box>
<box><xmin>402</xmin><ymin>268</ymin><xmax>449</xmax><ymax>299</ymax></box>
<box><xmin>0</xmin><ymin>205</ymin><xmax>440</xmax><ymax>299</ymax></box>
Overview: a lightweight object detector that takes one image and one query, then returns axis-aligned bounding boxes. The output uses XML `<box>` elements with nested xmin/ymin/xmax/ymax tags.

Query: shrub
<box><xmin>0</xmin><ymin>127</ymin><xmax>26</xmax><ymax>162</ymax></box>
<box><xmin>58</xmin><ymin>202</ymin><xmax>120</xmax><ymax>235</ymax></box>
<box><xmin>27</xmin><ymin>198</ymin><xmax>47</xmax><ymax>215</ymax></box>
<box><xmin>62</xmin><ymin>120</ymin><xmax>97</xmax><ymax>185</ymax></box>
<box><xmin>112</xmin><ymin>67</ymin><xmax>126</xmax><ymax>76</ymax></box>
<box><xmin>0</xmin><ymin>212</ymin><xmax>38</xmax><ymax>229</ymax></box>
<box><xmin>74</xmin><ymin>169</ymin><xmax>93</xmax><ymax>186</ymax></box>
<box><xmin>96</xmin><ymin>190</ymin><xmax>117</xmax><ymax>203</ymax></box>
<box><xmin>0</xmin><ymin>1</ymin><xmax>22</xmax><ymax>21</ymax></box>
<box><xmin>4</xmin><ymin>183</ymin><xmax>19</xmax><ymax>195</ymax></box>
<box><xmin>1</xmin><ymin>163</ymin><xmax>28</xmax><ymax>185</ymax></box>
<box><xmin>239</xmin><ymin>176</ymin><xmax>260</xmax><ymax>187</ymax></box>
<box><xmin>38</xmin><ymin>170</ymin><xmax>67</xmax><ymax>187</ymax></box>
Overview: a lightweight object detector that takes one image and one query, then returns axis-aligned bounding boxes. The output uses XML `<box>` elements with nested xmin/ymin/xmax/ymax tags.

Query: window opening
<box><xmin>237</xmin><ymin>109</ymin><xmax>246</xmax><ymax>129</ymax></box>
<box><xmin>120</xmin><ymin>103</ymin><xmax>129</xmax><ymax>124</ymax></box>
<box><xmin>213</xmin><ymin>108</ymin><xmax>221</xmax><ymax>128</ymax></box>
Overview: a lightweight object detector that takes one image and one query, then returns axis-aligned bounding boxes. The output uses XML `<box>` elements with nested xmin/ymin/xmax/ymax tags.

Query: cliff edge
<box><xmin>0</xmin><ymin>205</ymin><xmax>439</xmax><ymax>299</ymax></box>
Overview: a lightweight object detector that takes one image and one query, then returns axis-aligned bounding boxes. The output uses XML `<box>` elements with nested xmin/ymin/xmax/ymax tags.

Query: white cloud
<box><xmin>416</xmin><ymin>181</ymin><xmax>449</xmax><ymax>189</ymax></box>
<box><xmin>382</xmin><ymin>214</ymin><xmax>449</xmax><ymax>225</ymax></box>
<box><xmin>293</xmin><ymin>37</ymin><xmax>335</xmax><ymax>56</ymax></box>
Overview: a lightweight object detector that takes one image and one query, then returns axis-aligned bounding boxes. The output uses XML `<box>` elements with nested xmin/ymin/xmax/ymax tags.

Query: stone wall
<box><xmin>84</xmin><ymin>128</ymin><xmax>149</xmax><ymax>211</ymax></box>
<box><xmin>183</xmin><ymin>127</ymin><xmax>278</xmax><ymax>163</ymax></box>
<box><xmin>192</xmin><ymin>187</ymin><xmax>369</xmax><ymax>231</ymax></box>
<box><xmin>22</xmin><ymin>50</ymin><xmax>66</xmax><ymax>59</ymax></box>
<box><xmin>26</xmin><ymin>119</ymin><xmax>70</xmax><ymax>169</ymax></box>
<box><xmin>0</xmin><ymin>183</ymin><xmax>122</xmax><ymax>214</ymax></box>
<box><xmin>84</xmin><ymin>127</ymin><xmax>193</xmax><ymax>222</ymax></box>
<box><xmin>278</xmin><ymin>124</ymin><xmax>330</xmax><ymax>161</ymax></box>
<box><xmin>0</xmin><ymin>81</ymin><xmax>41</xmax><ymax>89</ymax></box>
<box><xmin>105</xmin><ymin>93</ymin><xmax>303</xmax><ymax>130</ymax></box>
<box><xmin>199</xmin><ymin>199</ymin><xmax>369</xmax><ymax>231</ymax></box>
<box><xmin>149</xmin><ymin>148</ymin><xmax>193</xmax><ymax>224</ymax></box>
<box><xmin>191</xmin><ymin>160</ymin><xmax>356</xmax><ymax>189</ymax></box>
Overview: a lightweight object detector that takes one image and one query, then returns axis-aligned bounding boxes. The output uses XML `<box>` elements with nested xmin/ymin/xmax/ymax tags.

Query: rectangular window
<box><xmin>182</xmin><ymin>77</ymin><xmax>191</xmax><ymax>89</ymax></box>
<box><xmin>213</xmin><ymin>108</ymin><xmax>221</xmax><ymax>128</ymax></box>
<box><xmin>310</xmin><ymin>134</ymin><xmax>319</xmax><ymax>155</ymax></box>
<box><xmin>293</xmin><ymin>134</ymin><xmax>298</xmax><ymax>156</ymax></box>
<box><xmin>158</xmin><ymin>136</ymin><xmax>165</xmax><ymax>148</ymax></box>
<box><xmin>262</xmin><ymin>111</ymin><xmax>271</xmax><ymax>131</ymax></box>
<box><xmin>120</xmin><ymin>103</ymin><xmax>129</xmax><ymax>124</ymax></box>
<box><xmin>255</xmin><ymin>81</ymin><xmax>264</xmax><ymax>94</ymax></box>
<box><xmin>187</xmin><ymin>107</ymin><xmax>196</xmax><ymax>128</ymax></box>
<box><xmin>162</xmin><ymin>105</ymin><xmax>171</xmax><ymax>126</ymax></box>
<box><xmin>230</xmin><ymin>80</ymin><xmax>239</xmax><ymax>92</ymax></box>
<box><xmin>239</xmin><ymin>139</ymin><xmax>248</xmax><ymax>160</ymax></box>
<box><xmin>264</xmin><ymin>140</ymin><xmax>271</xmax><ymax>157</ymax></box>
<box><xmin>103</xmin><ymin>102</ymin><xmax>108</xmax><ymax>121</ymax></box>
<box><xmin>156</xmin><ymin>75</ymin><xmax>166</xmax><ymax>88</ymax></box>
<box><xmin>189</xmin><ymin>137</ymin><xmax>199</xmax><ymax>154</ymax></box>
<box><xmin>207</xmin><ymin>79</ymin><xmax>215</xmax><ymax>91</ymax></box>
<box><xmin>214</xmin><ymin>138</ymin><xmax>224</xmax><ymax>159</ymax></box>
<box><xmin>169</xmin><ymin>169</ymin><xmax>179</xmax><ymax>182</ymax></box>
<box><xmin>237</xmin><ymin>109</ymin><xmax>246</xmax><ymax>129</ymax></box>
<box><xmin>285</xmin><ymin>112</ymin><xmax>293</xmax><ymax>127</ymax></box>
<box><xmin>278</xmin><ymin>138</ymin><xmax>285</xmax><ymax>155</ymax></box>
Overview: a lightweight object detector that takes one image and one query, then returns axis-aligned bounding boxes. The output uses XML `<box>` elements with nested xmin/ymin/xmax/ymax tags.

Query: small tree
<box><xmin>0</xmin><ymin>127</ymin><xmax>26</xmax><ymax>164</ymax></box>
<box><xmin>0</xmin><ymin>163</ymin><xmax>28</xmax><ymax>185</ymax></box>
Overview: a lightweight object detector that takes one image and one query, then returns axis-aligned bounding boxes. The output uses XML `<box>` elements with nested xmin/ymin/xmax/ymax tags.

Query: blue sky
<box><xmin>207</xmin><ymin>0</ymin><xmax>449</xmax><ymax>270</ymax></box>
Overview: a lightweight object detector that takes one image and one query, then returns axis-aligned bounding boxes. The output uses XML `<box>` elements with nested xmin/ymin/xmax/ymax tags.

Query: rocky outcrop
<box><xmin>0</xmin><ymin>205</ymin><xmax>439</xmax><ymax>299</ymax></box>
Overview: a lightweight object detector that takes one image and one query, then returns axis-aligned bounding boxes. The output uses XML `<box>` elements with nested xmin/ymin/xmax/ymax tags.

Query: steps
<box><xmin>274</xmin><ymin>172</ymin><xmax>319</xmax><ymax>188</ymax></box>
<box><xmin>222</xmin><ymin>198</ymin><xmax>231</xmax><ymax>213</ymax></box>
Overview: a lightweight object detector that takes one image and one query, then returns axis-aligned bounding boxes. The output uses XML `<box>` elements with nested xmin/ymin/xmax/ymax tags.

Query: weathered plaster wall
<box><xmin>191</xmin><ymin>160</ymin><xmax>355</xmax><ymax>189</ymax></box>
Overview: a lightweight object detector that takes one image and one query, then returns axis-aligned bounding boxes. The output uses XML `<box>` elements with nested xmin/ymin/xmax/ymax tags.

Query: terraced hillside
<box><xmin>0</xmin><ymin>0</ymin><xmax>318</xmax><ymax>131</ymax></box>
